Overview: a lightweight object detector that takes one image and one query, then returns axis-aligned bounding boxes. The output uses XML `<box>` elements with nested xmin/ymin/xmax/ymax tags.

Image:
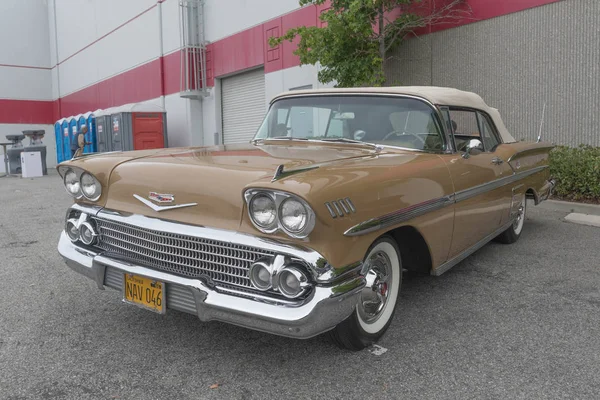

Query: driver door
<box><xmin>440</xmin><ymin>108</ymin><xmax>514</xmax><ymax>259</ymax></box>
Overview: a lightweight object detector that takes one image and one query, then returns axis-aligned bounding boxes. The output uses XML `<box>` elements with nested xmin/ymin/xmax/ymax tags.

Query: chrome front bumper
<box><xmin>58</xmin><ymin>231</ymin><xmax>365</xmax><ymax>339</ymax></box>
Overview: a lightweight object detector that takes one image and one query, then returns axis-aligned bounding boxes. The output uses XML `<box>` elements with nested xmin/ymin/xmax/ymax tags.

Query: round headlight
<box><xmin>65</xmin><ymin>218</ymin><xmax>79</xmax><ymax>242</ymax></box>
<box><xmin>249</xmin><ymin>261</ymin><xmax>272</xmax><ymax>291</ymax></box>
<box><xmin>279</xmin><ymin>198</ymin><xmax>308</xmax><ymax>233</ymax></box>
<box><xmin>80</xmin><ymin>173</ymin><xmax>101</xmax><ymax>201</ymax></box>
<box><xmin>79</xmin><ymin>222</ymin><xmax>97</xmax><ymax>245</ymax></box>
<box><xmin>277</xmin><ymin>267</ymin><xmax>309</xmax><ymax>298</ymax></box>
<box><xmin>64</xmin><ymin>169</ymin><xmax>81</xmax><ymax>197</ymax></box>
<box><xmin>250</xmin><ymin>194</ymin><xmax>277</xmax><ymax>230</ymax></box>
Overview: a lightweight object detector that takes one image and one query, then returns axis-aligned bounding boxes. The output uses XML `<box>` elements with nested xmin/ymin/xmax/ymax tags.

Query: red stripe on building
<box><xmin>59</xmin><ymin>59</ymin><xmax>164</xmax><ymax>117</ymax></box>
<box><xmin>0</xmin><ymin>99</ymin><xmax>54</xmax><ymax>124</ymax></box>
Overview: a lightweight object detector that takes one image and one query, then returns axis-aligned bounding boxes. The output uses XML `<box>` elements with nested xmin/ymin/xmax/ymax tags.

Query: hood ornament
<box><xmin>133</xmin><ymin>193</ymin><xmax>198</xmax><ymax>212</ymax></box>
<box><xmin>149</xmin><ymin>192</ymin><xmax>175</xmax><ymax>203</ymax></box>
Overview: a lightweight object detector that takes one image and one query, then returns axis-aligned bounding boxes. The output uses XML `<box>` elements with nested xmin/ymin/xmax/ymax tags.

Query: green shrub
<box><xmin>549</xmin><ymin>145</ymin><xmax>600</xmax><ymax>202</ymax></box>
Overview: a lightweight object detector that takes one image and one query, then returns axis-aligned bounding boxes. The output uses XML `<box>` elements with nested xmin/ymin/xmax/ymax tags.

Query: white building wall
<box><xmin>51</xmin><ymin>0</ymin><xmax>160</xmax><ymax>97</ymax></box>
<box><xmin>0</xmin><ymin>0</ymin><xmax>54</xmax><ymax>168</ymax></box>
<box><xmin>0</xmin><ymin>0</ymin><xmax>52</xmax><ymax>101</ymax></box>
<box><xmin>53</xmin><ymin>0</ymin><xmax>157</xmax><ymax>62</ymax></box>
<box><xmin>204</xmin><ymin>0</ymin><xmax>300</xmax><ymax>42</ymax></box>
<box><xmin>0</xmin><ymin>0</ymin><xmax>51</xmax><ymax>68</ymax></box>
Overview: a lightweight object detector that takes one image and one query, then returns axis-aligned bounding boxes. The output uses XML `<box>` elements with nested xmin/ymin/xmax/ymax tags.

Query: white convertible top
<box><xmin>273</xmin><ymin>86</ymin><xmax>516</xmax><ymax>143</ymax></box>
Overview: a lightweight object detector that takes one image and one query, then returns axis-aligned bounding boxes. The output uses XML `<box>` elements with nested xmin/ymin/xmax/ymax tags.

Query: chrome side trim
<box><xmin>454</xmin><ymin>166</ymin><xmax>548</xmax><ymax>203</ymax></box>
<box><xmin>432</xmin><ymin>219</ymin><xmax>514</xmax><ymax>276</ymax></box>
<box><xmin>344</xmin><ymin>195</ymin><xmax>454</xmax><ymax>237</ymax></box>
<box><xmin>344</xmin><ymin>166</ymin><xmax>548</xmax><ymax>237</ymax></box>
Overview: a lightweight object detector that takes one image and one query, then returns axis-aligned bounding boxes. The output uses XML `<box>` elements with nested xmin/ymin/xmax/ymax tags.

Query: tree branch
<box><xmin>384</xmin><ymin>0</ymin><xmax>473</xmax><ymax>53</ymax></box>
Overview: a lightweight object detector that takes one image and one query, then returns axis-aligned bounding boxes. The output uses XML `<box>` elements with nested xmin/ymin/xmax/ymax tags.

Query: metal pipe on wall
<box><xmin>52</xmin><ymin>0</ymin><xmax>62</xmax><ymax>119</ymax></box>
<box><xmin>158</xmin><ymin>0</ymin><xmax>166</xmax><ymax>110</ymax></box>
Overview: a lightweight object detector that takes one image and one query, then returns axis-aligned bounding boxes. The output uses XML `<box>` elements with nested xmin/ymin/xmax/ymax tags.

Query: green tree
<box><xmin>270</xmin><ymin>0</ymin><xmax>469</xmax><ymax>87</ymax></box>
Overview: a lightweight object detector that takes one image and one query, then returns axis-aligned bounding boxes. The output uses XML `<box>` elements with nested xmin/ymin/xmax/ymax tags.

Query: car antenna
<box><xmin>537</xmin><ymin>102</ymin><xmax>546</xmax><ymax>143</ymax></box>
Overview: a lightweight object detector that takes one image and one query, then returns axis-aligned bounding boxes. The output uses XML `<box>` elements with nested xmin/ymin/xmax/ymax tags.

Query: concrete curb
<box><xmin>537</xmin><ymin>199</ymin><xmax>600</xmax><ymax>216</ymax></box>
<box><xmin>565</xmin><ymin>213</ymin><xmax>600</xmax><ymax>228</ymax></box>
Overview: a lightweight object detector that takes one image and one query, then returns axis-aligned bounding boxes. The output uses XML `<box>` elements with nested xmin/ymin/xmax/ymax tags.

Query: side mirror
<box><xmin>463</xmin><ymin>138</ymin><xmax>483</xmax><ymax>159</ymax></box>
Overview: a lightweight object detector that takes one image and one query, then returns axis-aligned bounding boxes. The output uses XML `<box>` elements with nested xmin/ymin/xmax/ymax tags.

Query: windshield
<box><xmin>254</xmin><ymin>95</ymin><xmax>445</xmax><ymax>151</ymax></box>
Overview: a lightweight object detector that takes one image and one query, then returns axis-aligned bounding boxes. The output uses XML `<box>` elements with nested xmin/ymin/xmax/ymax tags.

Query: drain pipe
<box><xmin>53</xmin><ymin>0</ymin><xmax>62</xmax><ymax>119</ymax></box>
<box><xmin>158</xmin><ymin>0</ymin><xmax>166</xmax><ymax>110</ymax></box>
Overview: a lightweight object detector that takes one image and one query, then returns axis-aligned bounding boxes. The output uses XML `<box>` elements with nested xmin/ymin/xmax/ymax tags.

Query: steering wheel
<box><xmin>382</xmin><ymin>131</ymin><xmax>426</xmax><ymax>146</ymax></box>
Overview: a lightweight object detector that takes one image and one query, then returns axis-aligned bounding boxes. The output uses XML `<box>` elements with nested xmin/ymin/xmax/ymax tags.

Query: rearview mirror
<box><xmin>332</xmin><ymin>112</ymin><xmax>355</xmax><ymax>120</ymax></box>
<box><xmin>463</xmin><ymin>138</ymin><xmax>483</xmax><ymax>159</ymax></box>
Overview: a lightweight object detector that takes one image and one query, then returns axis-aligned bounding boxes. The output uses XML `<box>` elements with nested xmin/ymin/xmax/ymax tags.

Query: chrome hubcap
<box><xmin>513</xmin><ymin>200</ymin><xmax>525</xmax><ymax>234</ymax></box>
<box><xmin>358</xmin><ymin>251</ymin><xmax>392</xmax><ymax>324</ymax></box>
<box><xmin>513</xmin><ymin>206</ymin><xmax>524</xmax><ymax>229</ymax></box>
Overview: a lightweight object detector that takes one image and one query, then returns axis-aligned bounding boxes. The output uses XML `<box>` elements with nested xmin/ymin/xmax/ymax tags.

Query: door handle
<box><xmin>491</xmin><ymin>157</ymin><xmax>504</xmax><ymax>165</ymax></box>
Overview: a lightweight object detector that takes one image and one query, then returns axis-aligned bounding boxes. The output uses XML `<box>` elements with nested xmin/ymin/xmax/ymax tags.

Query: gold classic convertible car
<box><xmin>57</xmin><ymin>87</ymin><xmax>555</xmax><ymax>350</ymax></box>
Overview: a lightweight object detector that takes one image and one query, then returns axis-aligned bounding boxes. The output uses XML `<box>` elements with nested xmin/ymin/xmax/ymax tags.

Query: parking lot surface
<box><xmin>1</xmin><ymin>173</ymin><xmax>599</xmax><ymax>400</ymax></box>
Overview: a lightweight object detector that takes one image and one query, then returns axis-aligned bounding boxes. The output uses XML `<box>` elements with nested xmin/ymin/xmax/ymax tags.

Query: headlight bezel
<box><xmin>244</xmin><ymin>189</ymin><xmax>316</xmax><ymax>239</ymax></box>
<box><xmin>58</xmin><ymin>166</ymin><xmax>102</xmax><ymax>202</ymax></box>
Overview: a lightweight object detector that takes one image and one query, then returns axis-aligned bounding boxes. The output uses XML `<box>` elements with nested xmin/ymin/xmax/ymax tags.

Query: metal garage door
<box><xmin>221</xmin><ymin>68</ymin><xmax>266</xmax><ymax>144</ymax></box>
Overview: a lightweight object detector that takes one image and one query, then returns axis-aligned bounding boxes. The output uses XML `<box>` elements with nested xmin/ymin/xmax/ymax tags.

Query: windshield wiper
<box><xmin>319</xmin><ymin>137</ymin><xmax>383</xmax><ymax>151</ymax></box>
<box><xmin>252</xmin><ymin>136</ymin><xmax>308</xmax><ymax>144</ymax></box>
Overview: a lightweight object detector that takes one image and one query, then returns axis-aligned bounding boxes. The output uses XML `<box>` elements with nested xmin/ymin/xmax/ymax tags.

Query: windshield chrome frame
<box><xmin>255</xmin><ymin>93</ymin><xmax>453</xmax><ymax>154</ymax></box>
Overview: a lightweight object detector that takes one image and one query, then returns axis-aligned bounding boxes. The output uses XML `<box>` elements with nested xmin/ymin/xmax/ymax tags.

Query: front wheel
<box><xmin>328</xmin><ymin>236</ymin><xmax>402</xmax><ymax>351</ymax></box>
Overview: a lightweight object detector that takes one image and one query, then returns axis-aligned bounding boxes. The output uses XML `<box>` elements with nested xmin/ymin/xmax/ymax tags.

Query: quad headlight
<box><xmin>245</xmin><ymin>190</ymin><xmax>316</xmax><ymax>238</ymax></box>
<box><xmin>279</xmin><ymin>198</ymin><xmax>308</xmax><ymax>233</ymax></box>
<box><xmin>59</xmin><ymin>167</ymin><xmax>102</xmax><ymax>201</ymax></box>
<box><xmin>64</xmin><ymin>170</ymin><xmax>81</xmax><ymax>198</ymax></box>
<box><xmin>80</xmin><ymin>172</ymin><xmax>101</xmax><ymax>201</ymax></box>
<box><xmin>249</xmin><ymin>194</ymin><xmax>278</xmax><ymax>232</ymax></box>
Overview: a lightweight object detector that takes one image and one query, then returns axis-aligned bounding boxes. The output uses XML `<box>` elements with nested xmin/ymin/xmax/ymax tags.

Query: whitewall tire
<box><xmin>328</xmin><ymin>236</ymin><xmax>402</xmax><ymax>350</ymax></box>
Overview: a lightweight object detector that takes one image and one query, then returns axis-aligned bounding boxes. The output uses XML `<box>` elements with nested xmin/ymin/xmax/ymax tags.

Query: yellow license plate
<box><xmin>123</xmin><ymin>274</ymin><xmax>165</xmax><ymax>314</ymax></box>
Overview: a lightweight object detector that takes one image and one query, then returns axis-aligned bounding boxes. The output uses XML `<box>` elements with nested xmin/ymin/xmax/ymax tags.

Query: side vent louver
<box><xmin>325</xmin><ymin>198</ymin><xmax>356</xmax><ymax>218</ymax></box>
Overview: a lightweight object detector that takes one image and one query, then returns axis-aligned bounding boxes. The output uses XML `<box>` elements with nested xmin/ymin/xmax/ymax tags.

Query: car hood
<box><xmin>100</xmin><ymin>142</ymin><xmax>382</xmax><ymax>231</ymax></box>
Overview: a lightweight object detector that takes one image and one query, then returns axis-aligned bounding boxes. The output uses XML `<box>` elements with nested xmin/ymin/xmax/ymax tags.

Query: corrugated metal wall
<box><xmin>385</xmin><ymin>0</ymin><xmax>600</xmax><ymax>147</ymax></box>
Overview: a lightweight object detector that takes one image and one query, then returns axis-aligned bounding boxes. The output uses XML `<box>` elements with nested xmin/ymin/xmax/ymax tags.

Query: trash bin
<box><xmin>6</xmin><ymin>134</ymin><xmax>25</xmax><ymax>175</ymax></box>
<box><xmin>23</xmin><ymin>130</ymin><xmax>47</xmax><ymax>175</ymax></box>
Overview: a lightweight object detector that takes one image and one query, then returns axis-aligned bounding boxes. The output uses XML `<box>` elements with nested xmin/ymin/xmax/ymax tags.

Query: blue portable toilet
<box><xmin>86</xmin><ymin>112</ymin><xmax>98</xmax><ymax>153</ymax></box>
<box><xmin>60</xmin><ymin>118</ymin><xmax>71</xmax><ymax>160</ymax></box>
<box><xmin>68</xmin><ymin>116</ymin><xmax>79</xmax><ymax>152</ymax></box>
<box><xmin>54</xmin><ymin>119</ymin><xmax>64</xmax><ymax>163</ymax></box>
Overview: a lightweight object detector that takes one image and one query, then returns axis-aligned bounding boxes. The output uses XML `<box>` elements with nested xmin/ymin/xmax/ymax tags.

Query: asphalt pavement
<box><xmin>1</xmin><ymin>172</ymin><xmax>599</xmax><ymax>400</ymax></box>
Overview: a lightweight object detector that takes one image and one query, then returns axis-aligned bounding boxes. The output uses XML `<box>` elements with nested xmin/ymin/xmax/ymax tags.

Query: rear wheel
<box><xmin>496</xmin><ymin>194</ymin><xmax>527</xmax><ymax>244</ymax></box>
<box><xmin>328</xmin><ymin>236</ymin><xmax>401</xmax><ymax>351</ymax></box>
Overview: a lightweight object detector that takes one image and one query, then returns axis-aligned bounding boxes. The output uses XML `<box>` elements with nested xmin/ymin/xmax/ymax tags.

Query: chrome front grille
<box><xmin>92</xmin><ymin>217</ymin><xmax>275</xmax><ymax>292</ymax></box>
